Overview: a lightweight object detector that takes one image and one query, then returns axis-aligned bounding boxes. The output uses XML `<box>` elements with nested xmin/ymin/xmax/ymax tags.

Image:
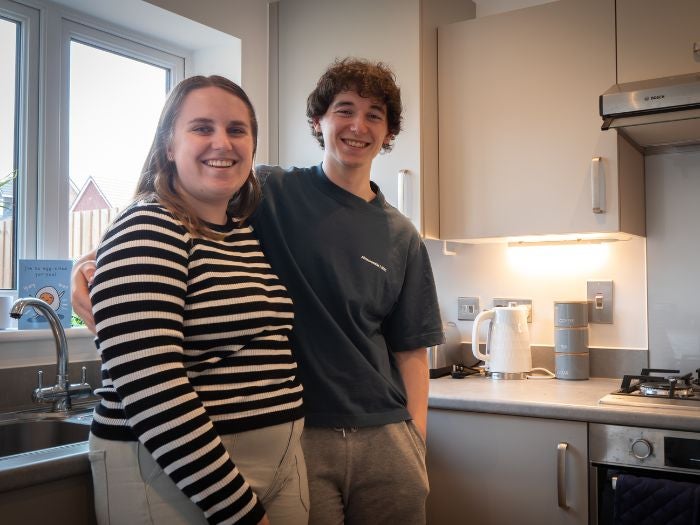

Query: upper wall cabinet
<box><xmin>438</xmin><ymin>0</ymin><xmax>645</xmax><ymax>242</ymax></box>
<box><xmin>617</xmin><ymin>0</ymin><xmax>700</xmax><ymax>83</ymax></box>
<box><xmin>274</xmin><ymin>0</ymin><xmax>474</xmax><ymax>238</ymax></box>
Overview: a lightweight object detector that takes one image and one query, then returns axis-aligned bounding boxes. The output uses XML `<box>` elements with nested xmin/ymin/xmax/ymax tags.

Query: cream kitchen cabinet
<box><xmin>426</xmin><ymin>409</ymin><xmax>588</xmax><ymax>525</ymax></box>
<box><xmin>438</xmin><ymin>0</ymin><xmax>645</xmax><ymax>242</ymax></box>
<box><xmin>617</xmin><ymin>0</ymin><xmax>700</xmax><ymax>83</ymax></box>
<box><xmin>274</xmin><ymin>0</ymin><xmax>474</xmax><ymax>238</ymax></box>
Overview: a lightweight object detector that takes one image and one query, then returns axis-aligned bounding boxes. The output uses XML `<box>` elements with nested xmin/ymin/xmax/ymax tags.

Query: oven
<box><xmin>589</xmin><ymin>424</ymin><xmax>700</xmax><ymax>524</ymax></box>
<box><xmin>590</xmin><ymin>368</ymin><xmax>700</xmax><ymax>524</ymax></box>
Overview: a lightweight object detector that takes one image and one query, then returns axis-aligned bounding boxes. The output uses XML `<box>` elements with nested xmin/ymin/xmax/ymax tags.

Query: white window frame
<box><xmin>1</xmin><ymin>0</ymin><xmax>40</xmax><ymax>271</ymax></box>
<box><xmin>1</xmin><ymin>0</ymin><xmax>187</xmax><ymax>283</ymax></box>
<box><xmin>41</xmin><ymin>9</ymin><xmax>186</xmax><ymax>258</ymax></box>
<box><xmin>1</xmin><ymin>1</ymin><xmax>240</xmax><ymax>352</ymax></box>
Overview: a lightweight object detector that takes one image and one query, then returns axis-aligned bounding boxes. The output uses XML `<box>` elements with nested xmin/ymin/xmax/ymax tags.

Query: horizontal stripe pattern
<box><xmin>90</xmin><ymin>202</ymin><xmax>302</xmax><ymax>524</ymax></box>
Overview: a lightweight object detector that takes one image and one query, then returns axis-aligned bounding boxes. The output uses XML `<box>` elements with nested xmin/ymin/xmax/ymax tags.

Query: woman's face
<box><xmin>167</xmin><ymin>86</ymin><xmax>254</xmax><ymax>220</ymax></box>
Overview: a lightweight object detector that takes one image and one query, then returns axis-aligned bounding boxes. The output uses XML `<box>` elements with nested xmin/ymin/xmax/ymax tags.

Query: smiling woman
<box><xmin>166</xmin><ymin>87</ymin><xmax>255</xmax><ymax>224</ymax></box>
<box><xmin>85</xmin><ymin>76</ymin><xmax>306</xmax><ymax>525</ymax></box>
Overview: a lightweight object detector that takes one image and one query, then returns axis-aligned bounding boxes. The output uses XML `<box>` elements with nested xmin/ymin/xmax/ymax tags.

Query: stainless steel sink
<box><xmin>0</xmin><ymin>414</ymin><xmax>91</xmax><ymax>457</ymax></box>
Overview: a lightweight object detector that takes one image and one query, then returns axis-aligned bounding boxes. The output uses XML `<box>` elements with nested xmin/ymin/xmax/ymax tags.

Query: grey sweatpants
<box><xmin>88</xmin><ymin>419</ymin><xmax>308</xmax><ymax>524</ymax></box>
<box><xmin>302</xmin><ymin>420</ymin><xmax>429</xmax><ymax>525</ymax></box>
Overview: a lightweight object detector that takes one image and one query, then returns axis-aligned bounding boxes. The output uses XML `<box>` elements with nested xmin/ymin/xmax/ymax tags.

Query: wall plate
<box><xmin>492</xmin><ymin>298</ymin><xmax>532</xmax><ymax>323</ymax></box>
<box><xmin>458</xmin><ymin>297</ymin><xmax>479</xmax><ymax>321</ymax></box>
<box><xmin>587</xmin><ymin>280</ymin><xmax>613</xmax><ymax>324</ymax></box>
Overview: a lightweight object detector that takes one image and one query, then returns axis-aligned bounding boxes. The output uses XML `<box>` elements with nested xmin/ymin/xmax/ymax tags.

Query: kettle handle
<box><xmin>471</xmin><ymin>309</ymin><xmax>494</xmax><ymax>362</ymax></box>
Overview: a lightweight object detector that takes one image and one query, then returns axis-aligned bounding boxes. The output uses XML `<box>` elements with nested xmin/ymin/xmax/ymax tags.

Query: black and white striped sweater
<box><xmin>89</xmin><ymin>202</ymin><xmax>303</xmax><ymax>525</ymax></box>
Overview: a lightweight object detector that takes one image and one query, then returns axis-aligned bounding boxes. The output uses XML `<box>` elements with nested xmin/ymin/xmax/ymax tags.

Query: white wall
<box><xmin>271</xmin><ymin>0</ymin><xmax>649</xmax><ymax>356</ymax></box>
<box><xmin>145</xmin><ymin>0</ymin><xmax>271</xmax><ymax>162</ymax></box>
<box><xmin>275</xmin><ymin>0</ymin><xmax>422</xmax><ymax>219</ymax></box>
<box><xmin>427</xmin><ymin>237</ymin><xmax>648</xmax><ymax>349</ymax></box>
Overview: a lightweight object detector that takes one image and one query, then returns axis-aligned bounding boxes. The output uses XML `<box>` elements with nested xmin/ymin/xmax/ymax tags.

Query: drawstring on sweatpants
<box><xmin>332</xmin><ymin>427</ymin><xmax>358</xmax><ymax>438</ymax></box>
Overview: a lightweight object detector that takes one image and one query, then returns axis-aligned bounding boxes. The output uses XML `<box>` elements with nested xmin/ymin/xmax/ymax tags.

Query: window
<box><xmin>67</xmin><ymin>37</ymin><xmax>171</xmax><ymax>258</ymax></box>
<box><xmin>0</xmin><ymin>1</ymin><xmax>185</xmax><ymax>291</ymax></box>
<box><xmin>53</xmin><ymin>20</ymin><xmax>184</xmax><ymax>261</ymax></box>
<box><xmin>0</xmin><ymin>0</ymin><xmax>38</xmax><ymax>290</ymax></box>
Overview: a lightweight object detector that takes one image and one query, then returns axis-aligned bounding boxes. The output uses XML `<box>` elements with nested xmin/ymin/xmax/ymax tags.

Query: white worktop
<box><xmin>429</xmin><ymin>375</ymin><xmax>700</xmax><ymax>433</ymax></box>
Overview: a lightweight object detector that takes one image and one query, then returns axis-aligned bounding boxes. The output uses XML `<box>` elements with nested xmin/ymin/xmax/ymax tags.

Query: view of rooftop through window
<box><xmin>69</xmin><ymin>41</ymin><xmax>168</xmax><ymax>211</ymax></box>
<box><xmin>68</xmin><ymin>41</ymin><xmax>167</xmax><ymax>258</ymax></box>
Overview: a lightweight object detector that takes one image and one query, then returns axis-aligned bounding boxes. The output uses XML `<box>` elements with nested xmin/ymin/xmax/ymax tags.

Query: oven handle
<box><xmin>557</xmin><ymin>442</ymin><xmax>569</xmax><ymax>508</ymax></box>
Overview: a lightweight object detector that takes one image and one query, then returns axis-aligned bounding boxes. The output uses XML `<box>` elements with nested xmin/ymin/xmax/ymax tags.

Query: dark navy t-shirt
<box><xmin>250</xmin><ymin>164</ymin><xmax>444</xmax><ymax>427</ymax></box>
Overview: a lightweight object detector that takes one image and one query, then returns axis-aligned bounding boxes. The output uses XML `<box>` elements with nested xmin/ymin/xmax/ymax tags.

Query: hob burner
<box><xmin>638</xmin><ymin>379</ymin><xmax>694</xmax><ymax>398</ymax></box>
<box><xmin>598</xmin><ymin>368</ymin><xmax>700</xmax><ymax>412</ymax></box>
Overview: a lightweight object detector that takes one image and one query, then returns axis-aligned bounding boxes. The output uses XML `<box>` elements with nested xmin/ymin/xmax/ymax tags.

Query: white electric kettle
<box><xmin>472</xmin><ymin>305</ymin><xmax>532</xmax><ymax>379</ymax></box>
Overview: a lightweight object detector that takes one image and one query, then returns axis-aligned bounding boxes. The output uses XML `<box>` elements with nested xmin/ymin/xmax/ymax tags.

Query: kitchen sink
<box><xmin>0</xmin><ymin>413</ymin><xmax>92</xmax><ymax>458</ymax></box>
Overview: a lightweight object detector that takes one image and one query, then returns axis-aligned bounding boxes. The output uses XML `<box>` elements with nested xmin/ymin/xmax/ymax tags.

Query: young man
<box><xmin>72</xmin><ymin>58</ymin><xmax>444</xmax><ymax>525</ymax></box>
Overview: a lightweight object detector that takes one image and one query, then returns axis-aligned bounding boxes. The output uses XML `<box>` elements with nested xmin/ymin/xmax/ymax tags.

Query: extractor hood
<box><xmin>600</xmin><ymin>72</ymin><xmax>700</xmax><ymax>152</ymax></box>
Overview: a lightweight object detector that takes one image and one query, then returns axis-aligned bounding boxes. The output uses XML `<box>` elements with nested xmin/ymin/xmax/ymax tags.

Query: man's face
<box><xmin>314</xmin><ymin>90</ymin><xmax>391</xmax><ymax>173</ymax></box>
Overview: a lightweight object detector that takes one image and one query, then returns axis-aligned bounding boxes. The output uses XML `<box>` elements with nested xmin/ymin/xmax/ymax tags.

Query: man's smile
<box><xmin>342</xmin><ymin>138</ymin><xmax>370</xmax><ymax>148</ymax></box>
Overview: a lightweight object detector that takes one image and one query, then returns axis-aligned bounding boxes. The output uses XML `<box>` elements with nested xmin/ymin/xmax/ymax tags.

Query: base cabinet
<box><xmin>0</xmin><ymin>473</ymin><xmax>96</xmax><ymax>525</ymax></box>
<box><xmin>426</xmin><ymin>409</ymin><xmax>588</xmax><ymax>525</ymax></box>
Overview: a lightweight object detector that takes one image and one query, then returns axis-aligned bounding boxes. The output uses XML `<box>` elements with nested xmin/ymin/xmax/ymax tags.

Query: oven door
<box><xmin>590</xmin><ymin>463</ymin><xmax>700</xmax><ymax>524</ymax></box>
<box><xmin>589</xmin><ymin>423</ymin><xmax>700</xmax><ymax>525</ymax></box>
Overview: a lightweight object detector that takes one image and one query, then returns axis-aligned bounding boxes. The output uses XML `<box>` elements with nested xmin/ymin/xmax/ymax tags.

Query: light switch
<box><xmin>587</xmin><ymin>281</ymin><xmax>613</xmax><ymax>324</ymax></box>
<box><xmin>594</xmin><ymin>293</ymin><xmax>604</xmax><ymax>310</ymax></box>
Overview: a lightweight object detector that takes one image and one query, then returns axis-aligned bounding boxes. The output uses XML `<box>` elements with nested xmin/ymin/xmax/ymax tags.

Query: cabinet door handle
<box><xmin>590</xmin><ymin>157</ymin><xmax>605</xmax><ymax>214</ymax></box>
<box><xmin>397</xmin><ymin>169</ymin><xmax>410</xmax><ymax>218</ymax></box>
<box><xmin>557</xmin><ymin>442</ymin><xmax>569</xmax><ymax>508</ymax></box>
<box><xmin>694</xmin><ymin>42</ymin><xmax>700</xmax><ymax>57</ymax></box>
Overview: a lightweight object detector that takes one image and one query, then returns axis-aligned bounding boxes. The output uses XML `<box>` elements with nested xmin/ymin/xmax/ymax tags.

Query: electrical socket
<box><xmin>457</xmin><ymin>297</ymin><xmax>479</xmax><ymax>321</ymax></box>
<box><xmin>587</xmin><ymin>280</ymin><xmax>613</xmax><ymax>324</ymax></box>
<box><xmin>492</xmin><ymin>298</ymin><xmax>533</xmax><ymax>323</ymax></box>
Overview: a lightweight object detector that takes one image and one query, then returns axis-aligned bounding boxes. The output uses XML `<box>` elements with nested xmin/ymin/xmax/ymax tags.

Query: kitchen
<box><xmin>0</xmin><ymin>0</ymin><xmax>699</xmax><ymax>524</ymax></box>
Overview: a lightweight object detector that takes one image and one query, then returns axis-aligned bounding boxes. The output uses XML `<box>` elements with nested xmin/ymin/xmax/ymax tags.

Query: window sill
<box><xmin>0</xmin><ymin>326</ymin><xmax>95</xmax><ymax>343</ymax></box>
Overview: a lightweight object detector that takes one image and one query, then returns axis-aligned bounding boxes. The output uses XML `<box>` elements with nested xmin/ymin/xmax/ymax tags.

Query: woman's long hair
<box><xmin>134</xmin><ymin>75</ymin><xmax>261</xmax><ymax>238</ymax></box>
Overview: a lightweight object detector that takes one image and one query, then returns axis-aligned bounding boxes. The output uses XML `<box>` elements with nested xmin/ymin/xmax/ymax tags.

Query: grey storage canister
<box><xmin>553</xmin><ymin>301</ymin><xmax>589</xmax><ymax>380</ymax></box>
<box><xmin>554</xmin><ymin>353</ymin><xmax>590</xmax><ymax>380</ymax></box>
<box><xmin>554</xmin><ymin>326</ymin><xmax>588</xmax><ymax>353</ymax></box>
<box><xmin>554</xmin><ymin>301</ymin><xmax>588</xmax><ymax>328</ymax></box>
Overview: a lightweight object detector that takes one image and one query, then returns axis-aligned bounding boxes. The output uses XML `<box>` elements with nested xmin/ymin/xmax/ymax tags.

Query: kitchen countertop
<box><xmin>2</xmin><ymin>377</ymin><xmax>699</xmax><ymax>495</ymax></box>
<box><xmin>0</xmin><ymin>442</ymin><xmax>88</xmax><ymax>492</ymax></box>
<box><xmin>429</xmin><ymin>375</ymin><xmax>700</xmax><ymax>433</ymax></box>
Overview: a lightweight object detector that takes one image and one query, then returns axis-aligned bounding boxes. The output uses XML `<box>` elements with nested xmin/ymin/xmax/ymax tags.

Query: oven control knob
<box><xmin>631</xmin><ymin>438</ymin><xmax>653</xmax><ymax>459</ymax></box>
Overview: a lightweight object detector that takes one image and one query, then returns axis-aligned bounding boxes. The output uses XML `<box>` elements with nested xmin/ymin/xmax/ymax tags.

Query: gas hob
<box><xmin>598</xmin><ymin>368</ymin><xmax>700</xmax><ymax>412</ymax></box>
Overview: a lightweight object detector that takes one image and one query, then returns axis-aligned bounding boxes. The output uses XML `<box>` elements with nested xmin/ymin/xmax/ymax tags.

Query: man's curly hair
<box><xmin>306</xmin><ymin>58</ymin><xmax>402</xmax><ymax>152</ymax></box>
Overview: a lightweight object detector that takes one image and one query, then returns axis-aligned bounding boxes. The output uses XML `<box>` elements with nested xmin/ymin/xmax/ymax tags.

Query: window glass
<box><xmin>68</xmin><ymin>41</ymin><xmax>168</xmax><ymax>258</ymax></box>
<box><xmin>0</xmin><ymin>17</ymin><xmax>17</xmax><ymax>289</ymax></box>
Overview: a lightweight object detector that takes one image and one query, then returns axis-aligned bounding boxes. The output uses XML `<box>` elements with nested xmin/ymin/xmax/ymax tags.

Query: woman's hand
<box><xmin>71</xmin><ymin>250</ymin><xmax>98</xmax><ymax>333</ymax></box>
<box><xmin>257</xmin><ymin>515</ymin><xmax>271</xmax><ymax>525</ymax></box>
